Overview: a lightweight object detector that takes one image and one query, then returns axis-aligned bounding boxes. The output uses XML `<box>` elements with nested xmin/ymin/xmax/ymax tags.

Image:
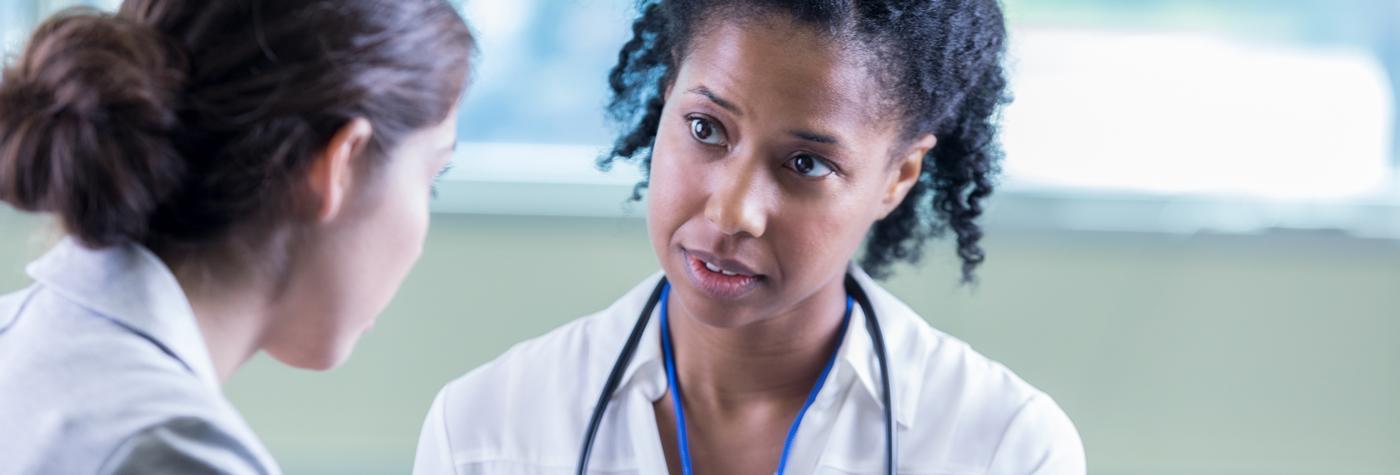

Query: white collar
<box><xmin>605</xmin><ymin>272</ymin><xmax>668</xmax><ymax>405</ymax></box>
<box><xmin>26</xmin><ymin>238</ymin><xmax>221</xmax><ymax>389</ymax></box>
<box><xmin>834</xmin><ymin>265</ymin><xmax>930</xmax><ymax>428</ymax></box>
<box><xmin>608</xmin><ymin>265</ymin><xmax>930</xmax><ymax>428</ymax></box>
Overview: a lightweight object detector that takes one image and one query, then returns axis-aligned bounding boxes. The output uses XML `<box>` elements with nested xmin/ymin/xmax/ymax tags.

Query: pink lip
<box><xmin>680</xmin><ymin>248</ymin><xmax>764</xmax><ymax>301</ymax></box>
<box><xmin>684</xmin><ymin>248</ymin><xmax>761</xmax><ymax>276</ymax></box>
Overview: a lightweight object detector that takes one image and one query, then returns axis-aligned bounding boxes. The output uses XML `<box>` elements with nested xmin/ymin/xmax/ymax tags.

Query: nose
<box><xmin>703</xmin><ymin>154</ymin><xmax>769</xmax><ymax>238</ymax></box>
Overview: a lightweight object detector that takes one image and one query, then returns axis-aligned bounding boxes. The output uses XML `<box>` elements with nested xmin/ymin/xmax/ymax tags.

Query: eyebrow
<box><xmin>688</xmin><ymin>86</ymin><xmax>848</xmax><ymax>151</ymax></box>
<box><xmin>688</xmin><ymin>86</ymin><xmax>744</xmax><ymax>117</ymax></box>
<box><xmin>789</xmin><ymin>130</ymin><xmax>842</xmax><ymax>147</ymax></box>
<box><xmin>790</xmin><ymin>129</ymin><xmax>854</xmax><ymax>156</ymax></box>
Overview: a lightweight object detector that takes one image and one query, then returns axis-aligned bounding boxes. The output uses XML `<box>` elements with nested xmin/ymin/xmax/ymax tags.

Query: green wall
<box><xmin>2</xmin><ymin>209</ymin><xmax>1397</xmax><ymax>474</ymax></box>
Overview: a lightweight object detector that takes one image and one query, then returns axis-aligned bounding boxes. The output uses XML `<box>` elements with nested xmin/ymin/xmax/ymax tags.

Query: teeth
<box><xmin>703</xmin><ymin>260</ymin><xmax>743</xmax><ymax>277</ymax></box>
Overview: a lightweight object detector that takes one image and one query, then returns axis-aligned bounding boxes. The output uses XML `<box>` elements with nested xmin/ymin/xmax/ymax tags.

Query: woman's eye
<box><xmin>786</xmin><ymin>153</ymin><xmax>835</xmax><ymax>178</ymax></box>
<box><xmin>688</xmin><ymin>116</ymin><xmax>728</xmax><ymax>146</ymax></box>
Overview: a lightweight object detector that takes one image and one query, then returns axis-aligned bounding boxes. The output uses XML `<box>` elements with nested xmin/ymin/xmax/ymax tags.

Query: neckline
<box><xmin>657</xmin><ymin>282</ymin><xmax>854</xmax><ymax>475</ymax></box>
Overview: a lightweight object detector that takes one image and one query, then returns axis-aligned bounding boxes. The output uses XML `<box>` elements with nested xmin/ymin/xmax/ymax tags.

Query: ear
<box><xmin>306</xmin><ymin>118</ymin><xmax>373</xmax><ymax>223</ymax></box>
<box><xmin>879</xmin><ymin>133</ymin><xmax>936</xmax><ymax>218</ymax></box>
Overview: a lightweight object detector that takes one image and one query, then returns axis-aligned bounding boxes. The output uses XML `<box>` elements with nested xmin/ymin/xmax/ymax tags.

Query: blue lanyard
<box><xmin>658</xmin><ymin>283</ymin><xmax>854</xmax><ymax>475</ymax></box>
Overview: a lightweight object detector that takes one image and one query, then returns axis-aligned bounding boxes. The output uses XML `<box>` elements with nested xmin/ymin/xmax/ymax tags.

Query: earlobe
<box><xmin>308</xmin><ymin>118</ymin><xmax>373</xmax><ymax>223</ymax></box>
<box><xmin>880</xmin><ymin>134</ymin><xmax>936</xmax><ymax>218</ymax></box>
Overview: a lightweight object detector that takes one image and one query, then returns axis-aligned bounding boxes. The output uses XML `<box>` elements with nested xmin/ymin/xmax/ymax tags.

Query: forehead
<box><xmin>674</xmin><ymin>15</ymin><xmax>890</xmax><ymax>130</ymax></box>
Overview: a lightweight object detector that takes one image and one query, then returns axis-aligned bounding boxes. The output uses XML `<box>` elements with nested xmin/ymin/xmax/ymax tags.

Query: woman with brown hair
<box><xmin>0</xmin><ymin>1</ymin><xmax>473</xmax><ymax>473</ymax></box>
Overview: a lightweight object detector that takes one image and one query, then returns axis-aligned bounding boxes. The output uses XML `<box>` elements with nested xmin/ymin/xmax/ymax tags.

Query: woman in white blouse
<box><xmin>415</xmin><ymin>0</ymin><xmax>1085</xmax><ymax>474</ymax></box>
<box><xmin>0</xmin><ymin>0</ymin><xmax>473</xmax><ymax>473</ymax></box>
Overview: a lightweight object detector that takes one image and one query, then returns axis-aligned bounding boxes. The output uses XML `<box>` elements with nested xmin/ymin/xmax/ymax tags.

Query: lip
<box><xmin>680</xmin><ymin>248</ymin><xmax>764</xmax><ymax>301</ymax></box>
<box><xmin>684</xmin><ymin>248</ymin><xmax>761</xmax><ymax>276</ymax></box>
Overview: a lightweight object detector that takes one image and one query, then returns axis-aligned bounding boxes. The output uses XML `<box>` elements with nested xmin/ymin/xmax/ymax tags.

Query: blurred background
<box><xmin>2</xmin><ymin>0</ymin><xmax>1398</xmax><ymax>473</ymax></box>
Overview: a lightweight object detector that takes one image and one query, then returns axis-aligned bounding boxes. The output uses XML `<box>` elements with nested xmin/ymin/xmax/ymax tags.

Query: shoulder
<box><xmin>0</xmin><ymin>284</ymin><xmax>210</xmax><ymax>403</ymax></box>
<box><xmin>908</xmin><ymin>337</ymin><xmax>1084</xmax><ymax>474</ymax></box>
<box><xmin>98</xmin><ymin>416</ymin><xmax>279</xmax><ymax>475</ymax></box>
<box><xmin>442</xmin><ymin>271</ymin><xmax>660</xmax><ymax>410</ymax></box>
<box><xmin>984</xmin><ymin>392</ymin><xmax>1085</xmax><ymax>474</ymax></box>
<box><xmin>0</xmin><ymin>287</ymin><xmax>274</xmax><ymax>474</ymax></box>
<box><xmin>0</xmin><ymin>284</ymin><xmax>38</xmax><ymax>331</ymax></box>
<box><xmin>434</xmin><ymin>306</ymin><xmax>616</xmax><ymax>431</ymax></box>
<box><xmin>419</xmin><ymin>273</ymin><xmax>664</xmax><ymax>470</ymax></box>
<box><xmin>857</xmin><ymin>275</ymin><xmax>1084</xmax><ymax>473</ymax></box>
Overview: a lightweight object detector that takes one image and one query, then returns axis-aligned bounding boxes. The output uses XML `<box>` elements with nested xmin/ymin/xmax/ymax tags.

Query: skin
<box><xmin>176</xmin><ymin>111</ymin><xmax>458</xmax><ymax>383</ymax></box>
<box><xmin>647</xmin><ymin>14</ymin><xmax>935</xmax><ymax>475</ymax></box>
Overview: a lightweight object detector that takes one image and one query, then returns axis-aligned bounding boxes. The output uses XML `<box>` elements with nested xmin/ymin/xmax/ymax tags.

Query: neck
<box><xmin>168</xmin><ymin>256</ymin><xmax>275</xmax><ymax>385</ymax></box>
<box><xmin>666</xmin><ymin>276</ymin><xmax>848</xmax><ymax>409</ymax></box>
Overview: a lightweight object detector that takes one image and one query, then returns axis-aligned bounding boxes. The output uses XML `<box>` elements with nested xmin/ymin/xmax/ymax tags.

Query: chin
<box><xmin>269</xmin><ymin>343</ymin><xmax>354</xmax><ymax>371</ymax></box>
<box><xmin>667</xmin><ymin>278</ymin><xmax>767</xmax><ymax>329</ymax></box>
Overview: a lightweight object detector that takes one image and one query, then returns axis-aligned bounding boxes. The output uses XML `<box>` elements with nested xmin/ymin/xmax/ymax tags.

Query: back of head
<box><xmin>0</xmin><ymin>0</ymin><xmax>474</xmax><ymax>251</ymax></box>
<box><xmin>0</xmin><ymin>9</ymin><xmax>186</xmax><ymax>247</ymax></box>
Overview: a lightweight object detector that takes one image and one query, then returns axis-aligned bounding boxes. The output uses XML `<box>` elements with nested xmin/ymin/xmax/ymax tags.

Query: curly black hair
<box><xmin>600</xmin><ymin>0</ymin><xmax>1009</xmax><ymax>283</ymax></box>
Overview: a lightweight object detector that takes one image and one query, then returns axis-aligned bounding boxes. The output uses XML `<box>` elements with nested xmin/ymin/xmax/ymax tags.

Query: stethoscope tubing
<box><xmin>576</xmin><ymin>274</ymin><xmax>896</xmax><ymax>475</ymax></box>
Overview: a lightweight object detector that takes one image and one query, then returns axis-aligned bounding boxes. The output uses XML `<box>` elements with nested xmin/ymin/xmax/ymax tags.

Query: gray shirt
<box><xmin>0</xmin><ymin>239</ymin><xmax>280</xmax><ymax>474</ymax></box>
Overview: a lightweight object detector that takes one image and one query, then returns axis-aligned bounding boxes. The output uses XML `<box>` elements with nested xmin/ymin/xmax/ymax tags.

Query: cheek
<box><xmin>770</xmin><ymin>189</ymin><xmax>875</xmax><ymax>279</ymax></box>
<box><xmin>351</xmin><ymin>174</ymin><xmax>429</xmax><ymax>302</ymax></box>
<box><xmin>267</xmin><ymin>170</ymin><xmax>430</xmax><ymax>369</ymax></box>
<box><xmin>378</xmin><ymin>179</ymin><xmax>430</xmax><ymax>269</ymax></box>
<box><xmin>646</xmin><ymin>128</ymin><xmax>698</xmax><ymax>243</ymax></box>
<box><xmin>771</xmin><ymin>212</ymin><xmax>843</xmax><ymax>272</ymax></box>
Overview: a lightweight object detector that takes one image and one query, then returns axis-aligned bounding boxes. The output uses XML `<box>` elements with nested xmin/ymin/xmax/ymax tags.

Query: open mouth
<box><xmin>701</xmin><ymin>259</ymin><xmax>748</xmax><ymax>277</ymax></box>
<box><xmin>681</xmin><ymin>249</ymin><xmax>764</xmax><ymax>300</ymax></box>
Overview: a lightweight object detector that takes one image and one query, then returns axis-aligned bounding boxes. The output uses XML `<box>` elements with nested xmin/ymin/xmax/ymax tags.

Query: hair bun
<box><xmin>0</xmin><ymin>8</ymin><xmax>188</xmax><ymax>248</ymax></box>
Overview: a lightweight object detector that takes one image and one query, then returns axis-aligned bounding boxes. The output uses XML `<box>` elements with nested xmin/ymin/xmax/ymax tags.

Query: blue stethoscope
<box><xmin>577</xmin><ymin>274</ymin><xmax>897</xmax><ymax>475</ymax></box>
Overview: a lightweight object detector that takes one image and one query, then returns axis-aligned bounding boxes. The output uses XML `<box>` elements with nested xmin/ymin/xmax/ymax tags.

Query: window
<box><xmin>3</xmin><ymin>1</ymin><xmax>1397</xmax><ymax>235</ymax></box>
<box><xmin>1</xmin><ymin>0</ymin><xmax>120</xmax><ymax>55</ymax></box>
<box><xmin>440</xmin><ymin>0</ymin><xmax>1400</xmax><ymax>238</ymax></box>
<box><xmin>1001</xmin><ymin>0</ymin><xmax>1397</xmax><ymax>201</ymax></box>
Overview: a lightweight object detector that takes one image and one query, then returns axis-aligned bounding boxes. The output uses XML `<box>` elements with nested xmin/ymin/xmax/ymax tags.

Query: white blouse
<box><xmin>0</xmin><ymin>239</ymin><xmax>279</xmax><ymax>474</ymax></box>
<box><xmin>414</xmin><ymin>267</ymin><xmax>1085</xmax><ymax>474</ymax></box>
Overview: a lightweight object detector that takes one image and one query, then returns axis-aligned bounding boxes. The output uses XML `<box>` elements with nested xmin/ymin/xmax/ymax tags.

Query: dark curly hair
<box><xmin>600</xmin><ymin>0</ymin><xmax>1009</xmax><ymax>283</ymax></box>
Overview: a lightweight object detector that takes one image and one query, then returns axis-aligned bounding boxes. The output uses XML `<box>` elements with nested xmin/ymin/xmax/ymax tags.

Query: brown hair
<box><xmin>0</xmin><ymin>0</ymin><xmax>474</xmax><ymax>250</ymax></box>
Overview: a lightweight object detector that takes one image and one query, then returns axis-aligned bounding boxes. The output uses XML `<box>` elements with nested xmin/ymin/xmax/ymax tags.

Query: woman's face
<box><xmin>264</xmin><ymin>112</ymin><xmax>458</xmax><ymax>370</ymax></box>
<box><xmin>648</xmin><ymin>15</ymin><xmax>930</xmax><ymax>327</ymax></box>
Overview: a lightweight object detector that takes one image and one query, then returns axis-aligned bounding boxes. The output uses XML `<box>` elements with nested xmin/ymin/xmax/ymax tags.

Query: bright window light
<box><xmin>1001</xmin><ymin>28</ymin><xmax>1395</xmax><ymax>201</ymax></box>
